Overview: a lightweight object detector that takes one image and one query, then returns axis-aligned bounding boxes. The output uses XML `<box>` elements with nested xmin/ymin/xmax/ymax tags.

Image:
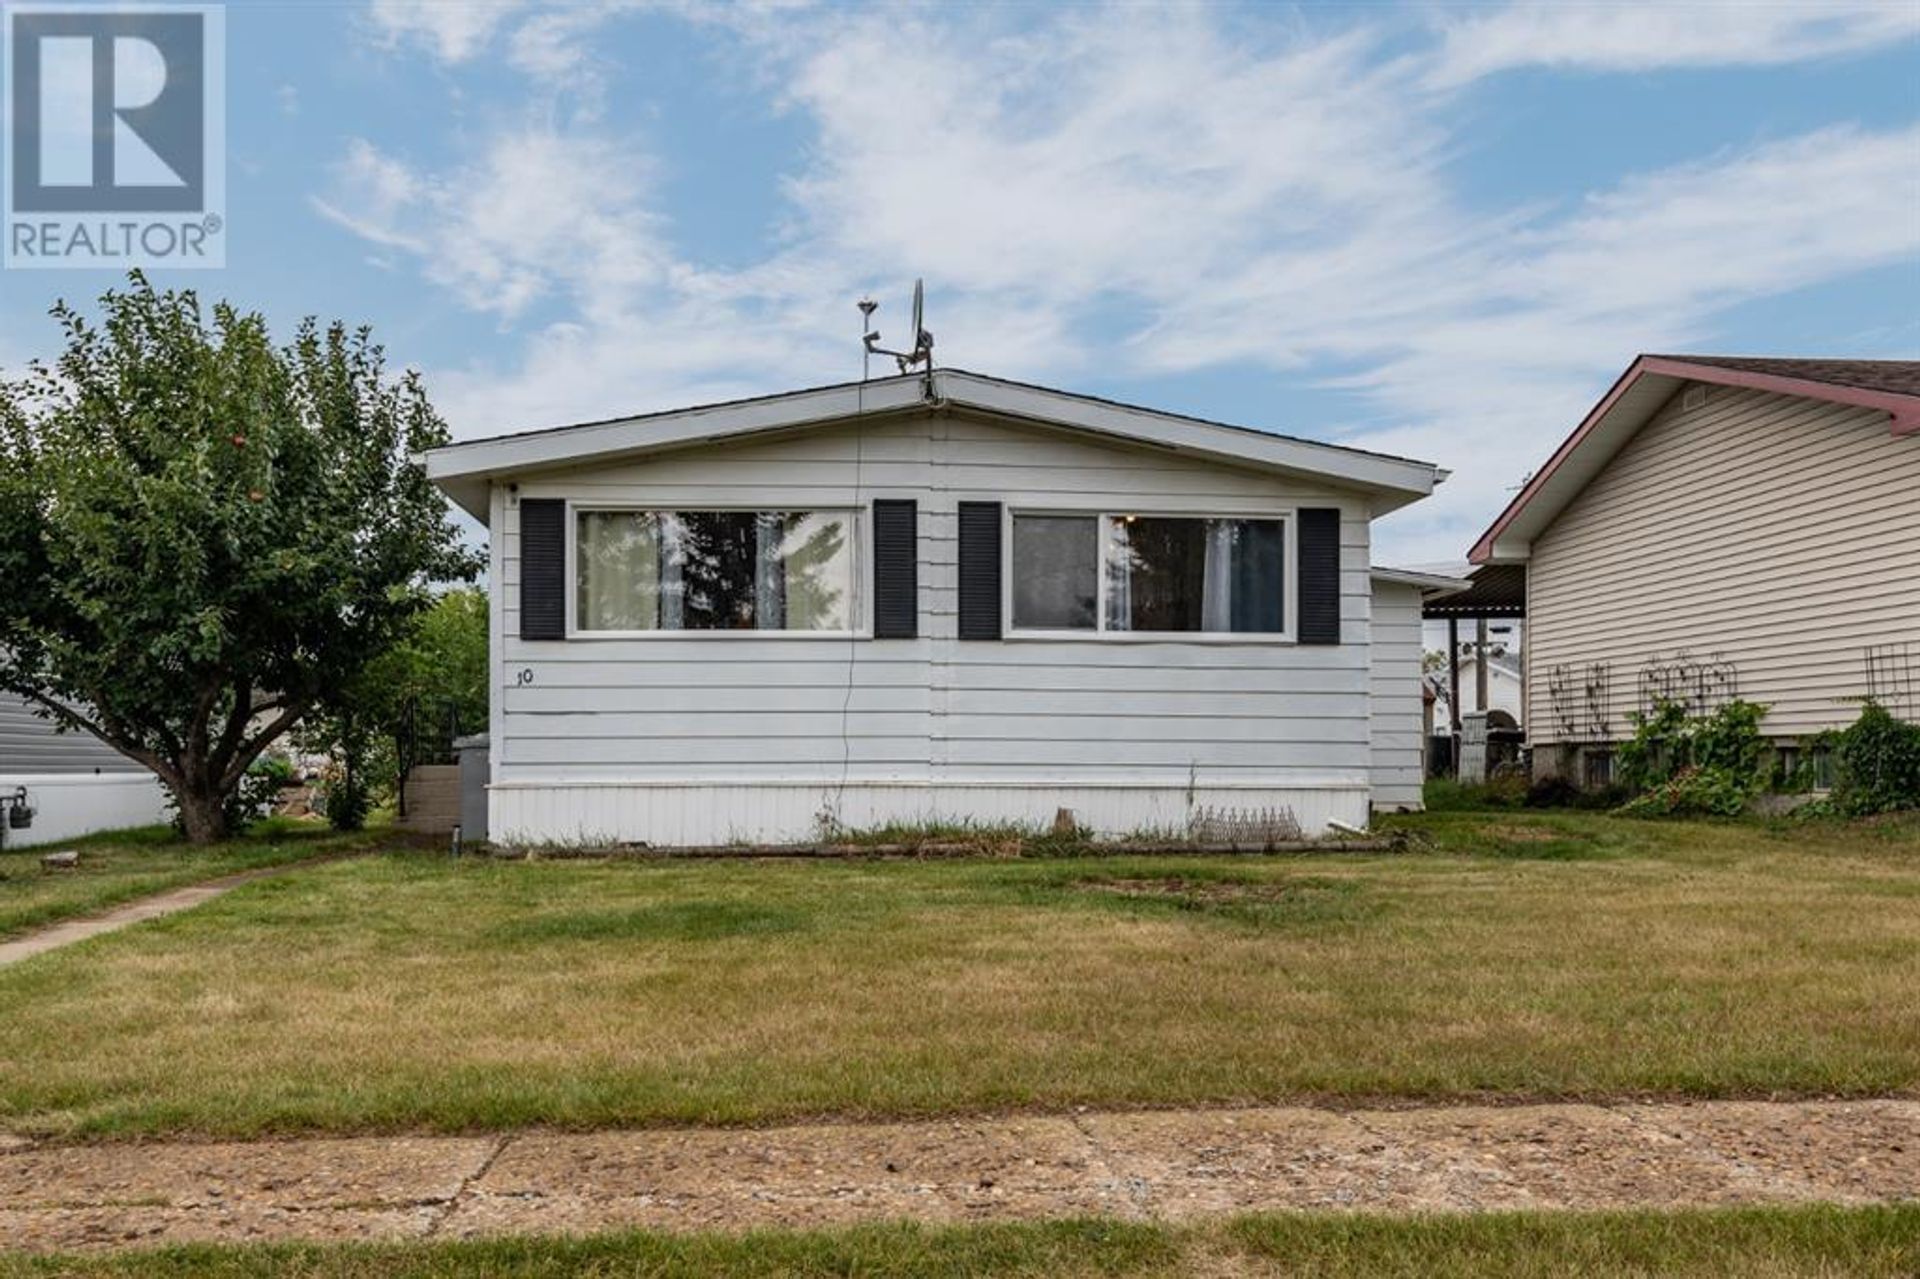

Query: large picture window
<box><xmin>1011</xmin><ymin>512</ymin><xmax>1289</xmax><ymax>636</ymax></box>
<box><xmin>575</xmin><ymin>509</ymin><xmax>855</xmax><ymax>633</ymax></box>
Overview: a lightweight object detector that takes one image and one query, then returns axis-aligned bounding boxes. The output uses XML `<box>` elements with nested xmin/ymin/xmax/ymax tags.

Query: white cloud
<box><xmin>315</xmin><ymin>130</ymin><xmax>670</xmax><ymax>322</ymax></box>
<box><xmin>365</xmin><ymin>0</ymin><xmax>532</xmax><ymax>63</ymax></box>
<box><xmin>1427</xmin><ymin>0</ymin><xmax>1920</xmax><ymax>88</ymax></box>
<box><xmin>1347</xmin><ymin>123</ymin><xmax>1920</xmax><ymax>557</ymax></box>
<box><xmin>333</xmin><ymin>2</ymin><xmax>1920</xmax><ymax>561</ymax></box>
<box><xmin>769</xmin><ymin>15</ymin><xmax>1441</xmax><ymax>324</ymax></box>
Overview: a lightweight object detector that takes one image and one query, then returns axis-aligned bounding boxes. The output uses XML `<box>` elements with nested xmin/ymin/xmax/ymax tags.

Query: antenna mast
<box><xmin>857</xmin><ymin>296</ymin><xmax>878</xmax><ymax>382</ymax></box>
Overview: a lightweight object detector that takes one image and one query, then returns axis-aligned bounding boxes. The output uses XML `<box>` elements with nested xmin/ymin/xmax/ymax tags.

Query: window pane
<box><xmin>577</xmin><ymin>511</ymin><xmax>662</xmax><ymax>631</ymax></box>
<box><xmin>771</xmin><ymin>512</ymin><xmax>854</xmax><ymax>631</ymax></box>
<box><xmin>1106</xmin><ymin>516</ymin><xmax>1285</xmax><ymax>633</ymax></box>
<box><xmin>577</xmin><ymin>510</ymin><xmax>852</xmax><ymax>631</ymax></box>
<box><xmin>1013</xmin><ymin>515</ymin><xmax>1097</xmax><ymax>630</ymax></box>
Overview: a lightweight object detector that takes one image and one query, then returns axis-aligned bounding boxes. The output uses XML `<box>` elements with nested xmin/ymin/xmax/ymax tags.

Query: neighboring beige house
<box><xmin>1470</xmin><ymin>355</ymin><xmax>1920</xmax><ymax>784</ymax></box>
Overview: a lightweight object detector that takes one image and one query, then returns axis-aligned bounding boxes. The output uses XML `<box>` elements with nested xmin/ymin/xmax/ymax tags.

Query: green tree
<box><xmin>303</xmin><ymin>586</ymin><xmax>488</xmax><ymax>829</ymax></box>
<box><xmin>0</xmin><ymin>275</ymin><xmax>481</xmax><ymax>842</ymax></box>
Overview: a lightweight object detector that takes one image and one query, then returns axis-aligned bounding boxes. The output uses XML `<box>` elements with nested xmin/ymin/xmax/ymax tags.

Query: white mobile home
<box><xmin>425</xmin><ymin>371</ymin><xmax>1446</xmax><ymax>846</ymax></box>
<box><xmin>0</xmin><ymin>692</ymin><xmax>170</xmax><ymax>848</ymax></box>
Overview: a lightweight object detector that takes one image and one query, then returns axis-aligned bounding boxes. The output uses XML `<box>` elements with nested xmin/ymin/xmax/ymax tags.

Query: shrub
<box><xmin>253</xmin><ymin>755</ymin><xmax>298</xmax><ymax>788</ymax></box>
<box><xmin>1615</xmin><ymin>699</ymin><xmax>1691</xmax><ymax>794</ymax></box>
<box><xmin>1616</xmin><ymin>766</ymin><xmax>1755</xmax><ymax>819</ymax></box>
<box><xmin>1524</xmin><ymin>777</ymin><xmax>1579</xmax><ymax>809</ymax></box>
<box><xmin>1691</xmin><ymin>698</ymin><xmax>1768</xmax><ymax>779</ymax></box>
<box><xmin>325</xmin><ymin>774</ymin><xmax>371</xmax><ymax>832</ymax></box>
<box><xmin>1831</xmin><ymin>702</ymin><xmax>1920</xmax><ymax>816</ymax></box>
<box><xmin>1424</xmin><ymin>774</ymin><xmax>1527</xmax><ymax>811</ymax></box>
<box><xmin>1520</xmin><ymin>777</ymin><xmax>1631</xmax><ymax>811</ymax></box>
<box><xmin>1613</xmin><ymin>698</ymin><xmax>1769</xmax><ymax>819</ymax></box>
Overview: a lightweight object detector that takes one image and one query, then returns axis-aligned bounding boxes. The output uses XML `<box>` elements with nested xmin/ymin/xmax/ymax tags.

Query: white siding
<box><xmin>1529</xmin><ymin>385</ymin><xmax>1920</xmax><ymax>746</ymax></box>
<box><xmin>1369</xmin><ymin>580</ymin><xmax>1425</xmax><ymax>811</ymax></box>
<box><xmin>489</xmin><ymin>410</ymin><xmax>1379</xmax><ymax>843</ymax></box>
<box><xmin>0</xmin><ymin>693</ymin><xmax>168</xmax><ymax>846</ymax></box>
<box><xmin>491</xmin><ymin>781</ymin><xmax>1368</xmax><ymax>849</ymax></box>
<box><xmin>0</xmin><ymin>773</ymin><xmax>169</xmax><ymax>848</ymax></box>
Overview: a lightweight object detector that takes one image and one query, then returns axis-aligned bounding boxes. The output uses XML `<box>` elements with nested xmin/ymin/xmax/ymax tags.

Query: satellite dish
<box><xmin>861</xmin><ymin>278</ymin><xmax>935</xmax><ymax>377</ymax></box>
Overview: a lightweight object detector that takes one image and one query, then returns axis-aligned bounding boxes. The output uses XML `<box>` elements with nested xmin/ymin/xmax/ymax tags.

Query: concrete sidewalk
<box><xmin>1</xmin><ymin>1098</ymin><xmax>1914</xmax><ymax>1253</ymax></box>
<box><xmin>0</xmin><ymin>858</ymin><xmax>341</xmax><ymax>968</ymax></box>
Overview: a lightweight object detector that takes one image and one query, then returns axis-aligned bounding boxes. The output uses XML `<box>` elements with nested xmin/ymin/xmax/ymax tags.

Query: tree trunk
<box><xmin>172</xmin><ymin>778</ymin><xmax>230</xmax><ymax>845</ymax></box>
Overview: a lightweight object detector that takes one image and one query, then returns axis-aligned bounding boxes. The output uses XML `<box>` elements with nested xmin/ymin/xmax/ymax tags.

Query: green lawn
<box><xmin>2</xmin><ymin>1205</ymin><xmax>1913</xmax><ymax>1278</ymax></box>
<box><xmin>0</xmin><ymin>811</ymin><xmax>1915</xmax><ymax>1138</ymax></box>
<box><xmin>0</xmin><ymin>823</ymin><xmax>388</xmax><ymax>940</ymax></box>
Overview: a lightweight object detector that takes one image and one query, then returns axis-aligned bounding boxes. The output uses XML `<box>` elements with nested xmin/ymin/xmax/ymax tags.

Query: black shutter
<box><xmin>872</xmin><ymin>499</ymin><xmax>918</xmax><ymax>639</ymax></box>
<box><xmin>1297</xmin><ymin>507</ymin><xmax>1341</xmax><ymax>645</ymax></box>
<box><xmin>956</xmin><ymin>501</ymin><xmax>1003</xmax><ymax>641</ymax></box>
<box><xmin>519</xmin><ymin>498</ymin><xmax>567</xmax><ymax>641</ymax></box>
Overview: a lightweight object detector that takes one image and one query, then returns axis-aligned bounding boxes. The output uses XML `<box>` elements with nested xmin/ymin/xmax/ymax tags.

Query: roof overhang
<box><xmin>1468</xmin><ymin>355</ymin><xmax>1920</xmax><ymax>565</ymax></box>
<box><xmin>425</xmin><ymin>369</ymin><xmax>1443</xmax><ymax>524</ymax></box>
<box><xmin>1421</xmin><ymin>562</ymin><xmax>1525</xmax><ymax>619</ymax></box>
<box><xmin>1370</xmin><ymin>566</ymin><xmax>1472</xmax><ymax>596</ymax></box>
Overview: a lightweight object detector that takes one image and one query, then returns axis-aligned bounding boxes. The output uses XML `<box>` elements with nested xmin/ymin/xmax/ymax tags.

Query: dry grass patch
<box><xmin>0</xmin><ymin>824</ymin><xmax>386</xmax><ymax>940</ymax></box>
<box><xmin>0</xmin><ymin>813</ymin><xmax>1915</xmax><ymax>1138</ymax></box>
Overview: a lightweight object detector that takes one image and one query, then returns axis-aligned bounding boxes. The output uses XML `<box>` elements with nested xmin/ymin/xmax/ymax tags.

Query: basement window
<box><xmin>1010</xmin><ymin>512</ymin><xmax>1292</xmax><ymax>639</ymax></box>
<box><xmin>574</xmin><ymin>509</ymin><xmax>855</xmax><ymax>633</ymax></box>
<box><xmin>1807</xmin><ymin>744</ymin><xmax>1836</xmax><ymax>791</ymax></box>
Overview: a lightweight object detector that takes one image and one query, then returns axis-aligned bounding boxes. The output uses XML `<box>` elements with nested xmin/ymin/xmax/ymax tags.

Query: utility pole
<box><xmin>1476</xmin><ymin>617</ymin><xmax>1491</xmax><ymax>716</ymax></box>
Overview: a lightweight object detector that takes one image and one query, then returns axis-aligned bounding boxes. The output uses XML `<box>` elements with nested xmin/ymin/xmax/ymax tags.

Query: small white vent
<box><xmin>1682</xmin><ymin>383</ymin><xmax>1710</xmax><ymax>410</ymax></box>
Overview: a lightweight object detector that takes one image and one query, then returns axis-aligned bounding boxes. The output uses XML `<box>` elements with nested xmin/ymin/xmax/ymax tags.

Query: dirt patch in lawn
<box><xmin>1457</xmin><ymin>824</ymin><xmax>1610</xmax><ymax>861</ymax></box>
<box><xmin>1071</xmin><ymin>875</ymin><xmax>1369</xmax><ymax>926</ymax></box>
<box><xmin>1077</xmin><ymin>876</ymin><xmax>1326</xmax><ymax>904</ymax></box>
<box><xmin>1479</xmin><ymin>824</ymin><xmax>1563</xmax><ymax>844</ymax></box>
<box><xmin>492</xmin><ymin>901</ymin><xmax>810</xmax><ymax>945</ymax></box>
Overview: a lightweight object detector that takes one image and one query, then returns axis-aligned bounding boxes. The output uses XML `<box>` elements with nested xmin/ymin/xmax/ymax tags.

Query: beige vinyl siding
<box><xmin>1528</xmin><ymin>384</ymin><xmax>1920</xmax><ymax>745</ymax></box>
<box><xmin>1369</xmin><ymin>580</ymin><xmax>1426</xmax><ymax>810</ymax></box>
<box><xmin>494</xmin><ymin>410</ymin><xmax>1375</xmax><ymax>794</ymax></box>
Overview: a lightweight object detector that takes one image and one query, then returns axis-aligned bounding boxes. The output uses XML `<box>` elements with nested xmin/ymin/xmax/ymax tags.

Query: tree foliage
<box><xmin>0</xmin><ymin>275</ymin><xmax>481</xmax><ymax>841</ymax></box>
<box><xmin>1830</xmin><ymin>702</ymin><xmax>1920</xmax><ymax>817</ymax></box>
<box><xmin>302</xmin><ymin>585</ymin><xmax>488</xmax><ymax>828</ymax></box>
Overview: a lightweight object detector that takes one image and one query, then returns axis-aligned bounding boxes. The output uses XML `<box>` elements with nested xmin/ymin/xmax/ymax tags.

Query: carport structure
<box><xmin>1422</xmin><ymin>563</ymin><xmax>1526</xmax><ymax>757</ymax></box>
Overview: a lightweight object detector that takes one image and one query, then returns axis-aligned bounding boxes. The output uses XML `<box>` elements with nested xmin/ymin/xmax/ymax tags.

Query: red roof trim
<box><xmin>1468</xmin><ymin>355</ymin><xmax>1920</xmax><ymax>563</ymax></box>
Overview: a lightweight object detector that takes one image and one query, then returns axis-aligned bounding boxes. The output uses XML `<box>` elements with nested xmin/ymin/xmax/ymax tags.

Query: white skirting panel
<box><xmin>0</xmin><ymin>772</ymin><xmax>170</xmax><ymax>849</ymax></box>
<box><xmin>489</xmin><ymin>779</ymin><xmax>1372</xmax><ymax>848</ymax></box>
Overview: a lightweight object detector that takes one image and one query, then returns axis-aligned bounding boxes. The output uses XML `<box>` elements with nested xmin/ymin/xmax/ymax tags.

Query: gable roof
<box><xmin>1656</xmin><ymin>356</ymin><xmax>1920</xmax><ymax>400</ymax></box>
<box><xmin>1469</xmin><ymin>354</ymin><xmax>1920</xmax><ymax>565</ymax></box>
<box><xmin>424</xmin><ymin>368</ymin><xmax>1444</xmax><ymax>523</ymax></box>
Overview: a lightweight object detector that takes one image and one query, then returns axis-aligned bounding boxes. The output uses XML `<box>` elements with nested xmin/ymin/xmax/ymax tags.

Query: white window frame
<box><xmin>1003</xmin><ymin>507</ymin><xmax>1300</xmax><ymax>644</ymax></box>
<box><xmin>564</xmin><ymin>500</ymin><xmax>868</xmax><ymax>640</ymax></box>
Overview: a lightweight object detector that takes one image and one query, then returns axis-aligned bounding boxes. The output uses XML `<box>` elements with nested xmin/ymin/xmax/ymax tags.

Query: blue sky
<box><xmin>2</xmin><ymin>0</ymin><xmax>1916</xmax><ymax>563</ymax></box>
